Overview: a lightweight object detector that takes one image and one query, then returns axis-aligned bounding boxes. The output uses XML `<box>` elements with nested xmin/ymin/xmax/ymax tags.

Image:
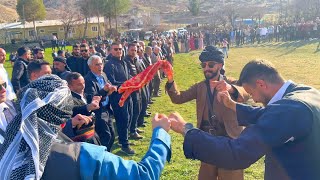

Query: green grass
<box><xmin>3</xmin><ymin>40</ymin><xmax>320</xmax><ymax>179</ymax></box>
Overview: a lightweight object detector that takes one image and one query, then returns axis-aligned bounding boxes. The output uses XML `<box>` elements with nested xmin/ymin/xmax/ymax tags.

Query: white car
<box><xmin>144</xmin><ymin>31</ymin><xmax>153</xmax><ymax>40</ymax></box>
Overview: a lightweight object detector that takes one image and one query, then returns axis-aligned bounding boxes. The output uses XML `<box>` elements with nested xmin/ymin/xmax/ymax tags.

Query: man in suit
<box><xmin>169</xmin><ymin>59</ymin><xmax>320</xmax><ymax>180</ymax></box>
<box><xmin>165</xmin><ymin>46</ymin><xmax>249</xmax><ymax>180</ymax></box>
<box><xmin>150</xmin><ymin>46</ymin><xmax>161</xmax><ymax>97</ymax></box>
<box><xmin>64</xmin><ymin>72</ymin><xmax>102</xmax><ymax>145</ymax></box>
<box><xmin>11</xmin><ymin>46</ymin><xmax>32</xmax><ymax>93</ymax></box>
<box><xmin>124</xmin><ymin>43</ymin><xmax>144</xmax><ymax>140</ymax></box>
<box><xmin>84</xmin><ymin>55</ymin><xmax>117</xmax><ymax>151</ymax></box>
<box><xmin>104</xmin><ymin>42</ymin><xmax>135</xmax><ymax>155</ymax></box>
<box><xmin>79</xmin><ymin>43</ymin><xmax>91</xmax><ymax>76</ymax></box>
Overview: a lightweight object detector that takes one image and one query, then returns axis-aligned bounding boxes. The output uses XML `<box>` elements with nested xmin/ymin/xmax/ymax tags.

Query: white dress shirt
<box><xmin>267</xmin><ymin>80</ymin><xmax>295</xmax><ymax>143</ymax></box>
<box><xmin>267</xmin><ymin>80</ymin><xmax>293</xmax><ymax>105</ymax></box>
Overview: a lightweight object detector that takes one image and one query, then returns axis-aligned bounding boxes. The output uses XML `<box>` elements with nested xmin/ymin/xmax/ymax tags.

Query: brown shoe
<box><xmin>130</xmin><ymin>132</ymin><xmax>144</xmax><ymax>140</ymax></box>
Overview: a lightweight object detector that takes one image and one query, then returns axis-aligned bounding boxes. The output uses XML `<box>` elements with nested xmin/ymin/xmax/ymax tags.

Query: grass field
<box><xmin>3</xmin><ymin>40</ymin><xmax>320</xmax><ymax>179</ymax></box>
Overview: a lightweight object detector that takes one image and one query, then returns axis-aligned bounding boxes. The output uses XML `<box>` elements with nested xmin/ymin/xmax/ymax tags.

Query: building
<box><xmin>0</xmin><ymin>17</ymin><xmax>105</xmax><ymax>44</ymax></box>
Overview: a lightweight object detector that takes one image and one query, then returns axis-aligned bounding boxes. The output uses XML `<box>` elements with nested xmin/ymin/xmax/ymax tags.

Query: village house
<box><xmin>0</xmin><ymin>17</ymin><xmax>105</xmax><ymax>44</ymax></box>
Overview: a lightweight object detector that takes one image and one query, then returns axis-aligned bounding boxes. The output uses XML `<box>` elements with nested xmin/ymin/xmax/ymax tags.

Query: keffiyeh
<box><xmin>0</xmin><ymin>75</ymin><xmax>73</xmax><ymax>179</ymax></box>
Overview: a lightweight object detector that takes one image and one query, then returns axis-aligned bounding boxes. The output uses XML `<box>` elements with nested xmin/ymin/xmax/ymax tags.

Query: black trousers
<box><xmin>111</xmin><ymin>97</ymin><xmax>132</xmax><ymax>148</ymax></box>
<box><xmin>137</xmin><ymin>87</ymin><xmax>149</xmax><ymax>127</ymax></box>
<box><xmin>95</xmin><ymin>110</ymin><xmax>115</xmax><ymax>152</ymax></box>
<box><xmin>153</xmin><ymin>71</ymin><xmax>161</xmax><ymax>96</ymax></box>
<box><xmin>129</xmin><ymin>92</ymin><xmax>141</xmax><ymax>134</ymax></box>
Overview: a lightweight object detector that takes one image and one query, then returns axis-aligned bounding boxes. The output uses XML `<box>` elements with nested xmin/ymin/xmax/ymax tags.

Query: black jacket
<box><xmin>67</xmin><ymin>55</ymin><xmax>80</xmax><ymax>72</ymax></box>
<box><xmin>11</xmin><ymin>58</ymin><xmax>30</xmax><ymax>93</ymax></box>
<box><xmin>104</xmin><ymin>56</ymin><xmax>131</xmax><ymax>104</ymax></box>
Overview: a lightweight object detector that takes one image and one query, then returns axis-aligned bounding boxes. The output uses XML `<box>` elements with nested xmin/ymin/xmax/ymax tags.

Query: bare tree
<box><xmin>59</xmin><ymin>0</ymin><xmax>81</xmax><ymax>39</ymax></box>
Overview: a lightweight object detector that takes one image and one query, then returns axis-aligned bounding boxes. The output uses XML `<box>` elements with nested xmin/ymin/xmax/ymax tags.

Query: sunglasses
<box><xmin>200</xmin><ymin>62</ymin><xmax>219</xmax><ymax>69</ymax></box>
<box><xmin>113</xmin><ymin>48</ymin><xmax>122</xmax><ymax>51</ymax></box>
<box><xmin>0</xmin><ymin>82</ymin><xmax>7</xmax><ymax>91</ymax></box>
<box><xmin>80</xmin><ymin>49</ymin><xmax>88</xmax><ymax>52</ymax></box>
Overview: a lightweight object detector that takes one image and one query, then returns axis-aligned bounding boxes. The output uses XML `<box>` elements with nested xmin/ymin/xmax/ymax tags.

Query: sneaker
<box><xmin>130</xmin><ymin>132</ymin><xmax>144</xmax><ymax>140</ymax></box>
<box><xmin>136</xmin><ymin>128</ymin><xmax>144</xmax><ymax>133</ymax></box>
<box><xmin>121</xmin><ymin>146</ymin><xmax>135</xmax><ymax>155</ymax></box>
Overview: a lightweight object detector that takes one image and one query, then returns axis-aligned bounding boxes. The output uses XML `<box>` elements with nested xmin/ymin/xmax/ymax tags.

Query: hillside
<box><xmin>0</xmin><ymin>4</ymin><xmax>19</xmax><ymax>23</ymax></box>
<box><xmin>0</xmin><ymin>0</ymin><xmax>279</xmax><ymax>24</ymax></box>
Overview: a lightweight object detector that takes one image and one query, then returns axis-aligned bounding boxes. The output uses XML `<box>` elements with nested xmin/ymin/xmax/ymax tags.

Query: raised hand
<box><xmin>217</xmin><ymin>91</ymin><xmax>236</xmax><ymax>111</ymax></box>
<box><xmin>104</xmin><ymin>83</ymin><xmax>118</xmax><ymax>94</ymax></box>
<box><xmin>87</xmin><ymin>96</ymin><xmax>101</xmax><ymax>111</ymax></box>
<box><xmin>168</xmin><ymin>112</ymin><xmax>187</xmax><ymax>135</ymax></box>
<box><xmin>214</xmin><ymin>80</ymin><xmax>233</xmax><ymax>92</ymax></box>
<box><xmin>152</xmin><ymin>113</ymin><xmax>171</xmax><ymax>132</ymax></box>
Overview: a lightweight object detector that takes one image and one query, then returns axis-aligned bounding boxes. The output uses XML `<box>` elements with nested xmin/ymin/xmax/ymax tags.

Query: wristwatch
<box><xmin>183</xmin><ymin>123</ymin><xmax>194</xmax><ymax>136</ymax></box>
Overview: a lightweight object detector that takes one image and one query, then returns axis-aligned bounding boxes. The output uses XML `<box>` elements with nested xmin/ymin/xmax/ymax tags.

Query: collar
<box><xmin>267</xmin><ymin>80</ymin><xmax>293</xmax><ymax>105</ymax></box>
<box><xmin>92</xmin><ymin>72</ymin><xmax>103</xmax><ymax>79</ymax></box>
<box><xmin>72</xmin><ymin>91</ymin><xmax>84</xmax><ymax>99</ymax></box>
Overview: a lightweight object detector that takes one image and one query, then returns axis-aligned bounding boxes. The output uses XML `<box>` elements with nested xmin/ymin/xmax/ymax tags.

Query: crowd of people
<box><xmin>6</xmin><ymin>37</ymin><xmax>178</xmax><ymax>155</ymax></box>
<box><xmin>0</xmin><ymin>29</ymin><xmax>320</xmax><ymax>179</ymax></box>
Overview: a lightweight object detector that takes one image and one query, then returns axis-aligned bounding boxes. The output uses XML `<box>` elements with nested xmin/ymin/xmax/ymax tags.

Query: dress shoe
<box><xmin>144</xmin><ymin>113</ymin><xmax>151</xmax><ymax>117</ymax></box>
<box><xmin>136</xmin><ymin>128</ymin><xmax>144</xmax><ymax>133</ymax></box>
<box><xmin>121</xmin><ymin>146</ymin><xmax>135</xmax><ymax>155</ymax></box>
<box><xmin>130</xmin><ymin>132</ymin><xmax>144</xmax><ymax>140</ymax></box>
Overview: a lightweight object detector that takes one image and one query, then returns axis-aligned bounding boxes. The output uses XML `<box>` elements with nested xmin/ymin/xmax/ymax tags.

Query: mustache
<box><xmin>205</xmin><ymin>70</ymin><xmax>214</xmax><ymax>74</ymax></box>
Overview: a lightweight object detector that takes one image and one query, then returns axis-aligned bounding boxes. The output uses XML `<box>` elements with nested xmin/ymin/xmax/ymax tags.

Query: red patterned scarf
<box><xmin>118</xmin><ymin>60</ymin><xmax>173</xmax><ymax>107</ymax></box>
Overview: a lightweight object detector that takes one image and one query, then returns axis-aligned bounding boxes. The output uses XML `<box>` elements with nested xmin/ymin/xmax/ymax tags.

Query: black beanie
<box><xmin>54</xmin><ymin>57</ymin><xmax>67</xmax><ymax>64</ymax></box>
<box><xmin>199</xmin><ymin>46</ymin><xmax>224</xmax><ymax>64</ymax></box>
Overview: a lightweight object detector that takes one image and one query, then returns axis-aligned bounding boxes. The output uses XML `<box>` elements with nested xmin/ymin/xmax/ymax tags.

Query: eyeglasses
<box><xmin>0</xmin><ymin>82</ymin><xmax>7</xmax><ymax>91</ymax></box>
<box><xmin>200</xmin><ymin>62</ymin><xmax>219</xmax><ymax>69</ymax></box>
<box><xmin>113</xmin><ymin>48</ymin><xmax>122</xmax><ymax>51</ymax></box>
<box><xmin>80</xmin><ymin>49</ymin><xmax>88</xmax><ymax>52</ymax></box>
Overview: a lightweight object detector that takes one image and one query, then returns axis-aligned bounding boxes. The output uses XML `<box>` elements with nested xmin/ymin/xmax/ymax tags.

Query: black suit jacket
<box><xmin>84</xmin><ymin>71</ymin><xmax>110</xmax><ymax>104</ymax></box>
<box><xmin>71</xmin><ymin>91</ymin><xmax>91</xmax><ymax>117</ymax></box>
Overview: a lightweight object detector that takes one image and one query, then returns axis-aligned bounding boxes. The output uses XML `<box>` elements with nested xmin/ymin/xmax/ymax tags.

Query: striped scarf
<box><xmin>0</xmin><ymin>75</ymin><xmax>73</xmax><ymax>180</ymax></box>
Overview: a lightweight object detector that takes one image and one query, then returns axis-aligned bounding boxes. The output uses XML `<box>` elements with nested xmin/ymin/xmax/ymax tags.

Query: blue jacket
<box><xmin>183</xmin><ymin>83</ymin><xmax>320</xmax><ymax>180</ymax></box>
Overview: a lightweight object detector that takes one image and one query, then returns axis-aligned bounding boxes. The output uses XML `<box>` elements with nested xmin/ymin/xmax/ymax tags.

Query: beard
<box><xmin>204</xmin><ymin>69</ymin><xmax>219</xmax><ymax>80</ymax></box>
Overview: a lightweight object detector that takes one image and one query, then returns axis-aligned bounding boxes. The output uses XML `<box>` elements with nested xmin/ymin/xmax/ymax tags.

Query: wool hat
<box><xmin>199</xmin><ymin>45</ymin><xmax>224</xmax><ymax>64</ymax></box>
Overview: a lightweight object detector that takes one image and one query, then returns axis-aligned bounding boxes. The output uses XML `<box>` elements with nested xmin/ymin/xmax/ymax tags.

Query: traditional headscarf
<box><xmin>0</xmin><ymin>75</ymin><xmax>73</xmax><ymax>179</ymax></box>
<box><xmin>199</xmin><ymin>45</ymin><xmax>225</xmax><ymax>64</ymax></box>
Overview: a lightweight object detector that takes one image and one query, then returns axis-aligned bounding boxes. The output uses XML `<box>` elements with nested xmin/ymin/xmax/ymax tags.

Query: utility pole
<box><xmin>23</xmin><ymin>4</ymin><xmax>26</xmax><ymax>40</ymax></box>
<box><xmin>114</xmin><ymin>0</ymin><xmax>118</xmax><ymax>31</ymax></box>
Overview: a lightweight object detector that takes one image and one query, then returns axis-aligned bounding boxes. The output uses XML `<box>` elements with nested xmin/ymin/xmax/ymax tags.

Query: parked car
<box><xmin>144</xmin><ymin>31</ymin><xmax>153</xmax><ymax>40</ymax></box>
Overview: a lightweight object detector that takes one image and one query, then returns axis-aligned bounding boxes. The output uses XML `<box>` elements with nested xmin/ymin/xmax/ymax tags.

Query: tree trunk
<box><xmin>33</xmin><ymin>18</ymin><xmax>38</xmax><ymax>40</ymax></box>
<box><xmin>109</xmin><ymin>16</ymin><xmax>112</xmax><ymax>29</ymax></box>
<box><xmin>64</xmin><ymin>26</ymin><xmax>68</xmax><ymax>39</ymax></box>
<box><xmin>98</xmin><ymin>16</ymin><xmax>100</xmax><ymax>37</ymax></box>
<box><xmin>83</xmin><ymin>17</ymin><xmax>88</xmax><ymax>39</ymax></box>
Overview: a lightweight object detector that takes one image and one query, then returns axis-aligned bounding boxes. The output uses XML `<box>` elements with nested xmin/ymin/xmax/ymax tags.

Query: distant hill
<box><xmin>0</xmin><ymin>4</ymin><xmax>19</xmax><ymax>23</ymax></box>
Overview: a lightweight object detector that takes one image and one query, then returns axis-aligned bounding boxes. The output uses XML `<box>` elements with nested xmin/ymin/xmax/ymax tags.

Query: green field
<box><xmin>3</xmin><ymin>40</ymin><xmax>320</xmax><ymax>179</ymax></box>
